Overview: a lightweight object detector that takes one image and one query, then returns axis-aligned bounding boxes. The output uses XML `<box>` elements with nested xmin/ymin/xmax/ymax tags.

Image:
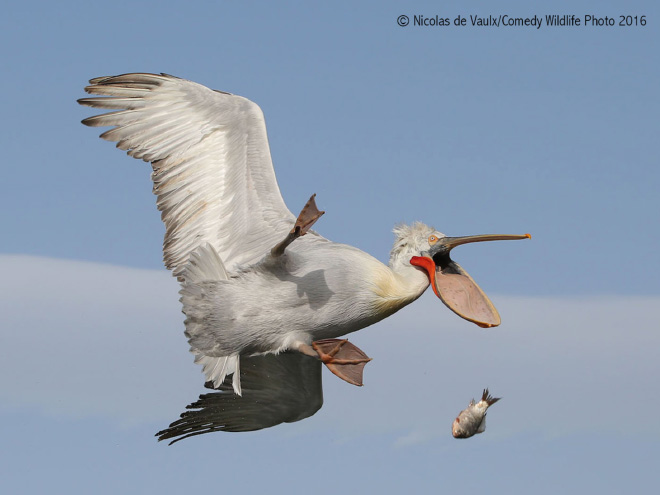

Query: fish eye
<box><xmin>428</xmin><ymin>235</ymin><xmax>438</xmax><ymax>245</ymax></box>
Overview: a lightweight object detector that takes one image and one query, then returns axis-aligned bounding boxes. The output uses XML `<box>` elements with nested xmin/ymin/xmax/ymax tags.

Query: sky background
<box><xmin>1</xmin><ymin>0</ymin><xmax>658</xmax><ymax>493</ymax></box>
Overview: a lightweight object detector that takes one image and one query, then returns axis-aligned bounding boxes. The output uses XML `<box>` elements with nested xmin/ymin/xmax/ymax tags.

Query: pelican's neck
<box><xmin>370</xmin><ymin>259</ymin><xmax>430</xmax><ymax>316</ymax></box>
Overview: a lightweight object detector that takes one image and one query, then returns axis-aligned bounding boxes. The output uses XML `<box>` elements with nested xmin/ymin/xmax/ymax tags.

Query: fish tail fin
<box><xmin>482</xmin><ymin>388</ymin><xmax>501</xmax><ymax>406</ymax></box>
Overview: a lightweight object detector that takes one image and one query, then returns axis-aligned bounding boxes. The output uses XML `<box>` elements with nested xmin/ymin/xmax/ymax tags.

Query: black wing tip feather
<box><xmin>155</xmin><ymin>354</ymin><xmax>324</xmax><ymax>445</ymax></box>
<box><xmin>81</xmin><ymin>73</ymin><xmax>172</xmax><ymax>98</ymax></box>
<box><xmin>78</xmin><ymin>72</ymin><xmax>236</xmax><ymax>126</ymax></box>
<box><xmin>154</xmin><ymin>390</ymin><xmax>254</xmax><ymax>445</ymax></box>
<box><xmin>78</xmin><ymin>73</ymin><xmax>177</xmax><ymax>124</ymax></box>
<box><xmin>87</xmin><ymin>72</ymin><xmax>175</xmax><ymax>85</ymax></box>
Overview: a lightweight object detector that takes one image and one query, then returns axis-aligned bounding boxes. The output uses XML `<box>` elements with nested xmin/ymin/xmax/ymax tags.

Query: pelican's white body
<box><xmin>182</xmin><ymin>234</ymin><xmax>429</xmax><ymax>359</ymax></box>
<box><xmin>78</xmin><ymin>73</ymin><xmax>455</xmax><ymax>393</ymax></box>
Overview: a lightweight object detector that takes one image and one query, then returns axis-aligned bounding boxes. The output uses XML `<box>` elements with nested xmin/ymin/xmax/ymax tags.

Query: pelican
<box><xmin>79</xmin><ymin>73</ymin><xmax>529</xmax><ymax>404</ymax></box>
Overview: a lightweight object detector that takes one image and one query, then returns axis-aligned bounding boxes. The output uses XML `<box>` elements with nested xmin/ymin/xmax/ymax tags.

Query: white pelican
<box><xmin>79</xmin><ymin>73</ymin><xmax>529</xmax><ymax>404</ymax></box>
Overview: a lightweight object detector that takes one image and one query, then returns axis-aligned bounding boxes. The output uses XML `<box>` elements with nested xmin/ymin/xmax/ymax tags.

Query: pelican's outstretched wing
<box><xmin>156</xmin><ymin>352</ymin><xmax>323</xmax><ymax>444</ymax></box>
<box><xmin>79</xmin><ymin>73</ymin><xmax>296</xmax><ymax>276</ymax></box>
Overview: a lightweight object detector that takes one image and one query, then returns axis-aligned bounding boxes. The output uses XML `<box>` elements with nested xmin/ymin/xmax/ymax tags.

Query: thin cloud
<box><xmin>1</xmin><ymin>255</ymin><xmax>657</xmax><ymax>442</ymax></box>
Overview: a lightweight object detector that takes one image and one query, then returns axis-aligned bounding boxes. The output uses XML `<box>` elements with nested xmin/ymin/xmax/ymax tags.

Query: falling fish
<box><xmin>452</xmin><ymin>389</ymin><xmax>500</xmax><ymax>439</ymax></box>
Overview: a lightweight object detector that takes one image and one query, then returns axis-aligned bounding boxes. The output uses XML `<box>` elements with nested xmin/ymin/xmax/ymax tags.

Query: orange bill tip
<box><xmin>525</xmin><ymin>233</ymin><xmax>532</xmax><ymax>239</ymax></box>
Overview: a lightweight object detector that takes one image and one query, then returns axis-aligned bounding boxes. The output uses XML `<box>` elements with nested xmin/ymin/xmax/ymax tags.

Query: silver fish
<box><xmin>452</xmin><ymin>389</ymin><xmax>500</xmax><ymax>439</ymax></box>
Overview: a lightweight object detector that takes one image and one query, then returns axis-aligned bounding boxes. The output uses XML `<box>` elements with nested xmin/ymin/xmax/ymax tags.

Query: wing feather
<box><xmin>156</xmin><ymin>352</ymin><xmax>323</xmax><ymax>444</ymax></box>
<box><xmin>79</xmin><ymin>73</ymin><xmax>296</xmax><ymax>276</ymax></box>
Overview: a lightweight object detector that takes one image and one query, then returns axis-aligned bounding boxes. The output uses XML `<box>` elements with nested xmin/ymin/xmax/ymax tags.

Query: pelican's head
<box><xmin>390</xmin><ymin>222</ymin><xmax>530</xmax><ymax>328</ymax></box>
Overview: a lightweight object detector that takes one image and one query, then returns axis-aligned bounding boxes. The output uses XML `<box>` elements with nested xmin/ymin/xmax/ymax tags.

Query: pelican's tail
<box><xmin>179</xmin><ymin>243</ymin><xmax>228</xmax><ymax>282</ymax></box>
<box><xmin>179</xmin><ymin>244</ymin><xmax>242</xmax><ymax>395</ymax></box>
<box><xmin>194</xmin><ymin>354</ymin><xmax>241</xmax><ymax>395</ymax></box>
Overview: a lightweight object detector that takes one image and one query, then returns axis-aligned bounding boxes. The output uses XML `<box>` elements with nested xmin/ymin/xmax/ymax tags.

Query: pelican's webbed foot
<box><xmin>271</xmin><ymin>194</ymin><xmax>325</xmax><ymax>256</ymax></box>
<box><xmin>312</xmin><ymin>339</ymin><xmax>372</xmax><ymax>386</ymax></box>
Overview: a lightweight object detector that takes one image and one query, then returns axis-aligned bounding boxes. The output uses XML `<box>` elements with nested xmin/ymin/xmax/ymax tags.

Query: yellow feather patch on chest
<box><xmin>370</xmin><ymin>267</ymin><xmax>423</xmax><ymax>317</ymax></box>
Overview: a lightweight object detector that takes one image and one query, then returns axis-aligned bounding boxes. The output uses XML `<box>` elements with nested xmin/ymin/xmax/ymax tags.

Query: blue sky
<box><xmin>1</xmin><ymin>0</ymin><xmax>658</xmax><ymax>493</ymax></box>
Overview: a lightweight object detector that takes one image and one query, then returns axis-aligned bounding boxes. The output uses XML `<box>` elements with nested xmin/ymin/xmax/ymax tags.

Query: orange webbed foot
<box><xmin>312</xmin><ymin>339</ymin><xmax>372</xmax><ymax>386</ymax></box>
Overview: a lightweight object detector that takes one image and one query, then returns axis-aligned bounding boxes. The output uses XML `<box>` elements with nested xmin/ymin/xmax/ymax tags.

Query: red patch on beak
<box><xmin>410</xmin><ymin>256</ymin><xmax>440</xmax><ymax>297</ymax></box>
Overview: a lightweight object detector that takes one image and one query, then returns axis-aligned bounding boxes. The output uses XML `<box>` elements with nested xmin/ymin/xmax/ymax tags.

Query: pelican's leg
<box><xmin>271</xmin><ymin>194</ymin><xmax>325</xmax><ymax>256</ymax></box>
<box><xmin>296</xmin><ymin>339</ymin><xmax>372</xmax><ymax>386</ymax></box>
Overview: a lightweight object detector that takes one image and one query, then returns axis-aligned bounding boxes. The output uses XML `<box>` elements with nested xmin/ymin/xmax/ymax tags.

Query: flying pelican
<box><xmin>79</xmin><ymin>73</ymin><xmax>529</xmax><ymax>403</ymax></box>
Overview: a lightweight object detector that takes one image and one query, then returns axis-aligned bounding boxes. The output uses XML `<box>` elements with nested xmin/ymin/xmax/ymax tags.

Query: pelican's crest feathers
<box><xmin>389</xmin><ymin>222</ymin><xmax>439</xmax><ymax>266</ymax></box>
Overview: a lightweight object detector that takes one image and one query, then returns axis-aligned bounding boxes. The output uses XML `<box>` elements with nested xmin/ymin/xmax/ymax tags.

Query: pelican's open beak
<box><xmin>410</xmin><ymin>233</ymin><xmax>531</xmax><ymax>328</ymax></box>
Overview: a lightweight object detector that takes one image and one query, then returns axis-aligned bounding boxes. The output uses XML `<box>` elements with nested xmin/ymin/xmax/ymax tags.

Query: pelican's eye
<box><xmin>428</xmin><ymin>235</ymin><xmax>438</xmax><ymax>245</ymax></box>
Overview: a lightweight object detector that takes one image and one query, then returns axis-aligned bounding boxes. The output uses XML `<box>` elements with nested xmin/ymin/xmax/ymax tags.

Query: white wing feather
<box><xmin>79</xmin><ymin>73</ymin><xmax>296</xmax><ymax>276</ymax></box>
